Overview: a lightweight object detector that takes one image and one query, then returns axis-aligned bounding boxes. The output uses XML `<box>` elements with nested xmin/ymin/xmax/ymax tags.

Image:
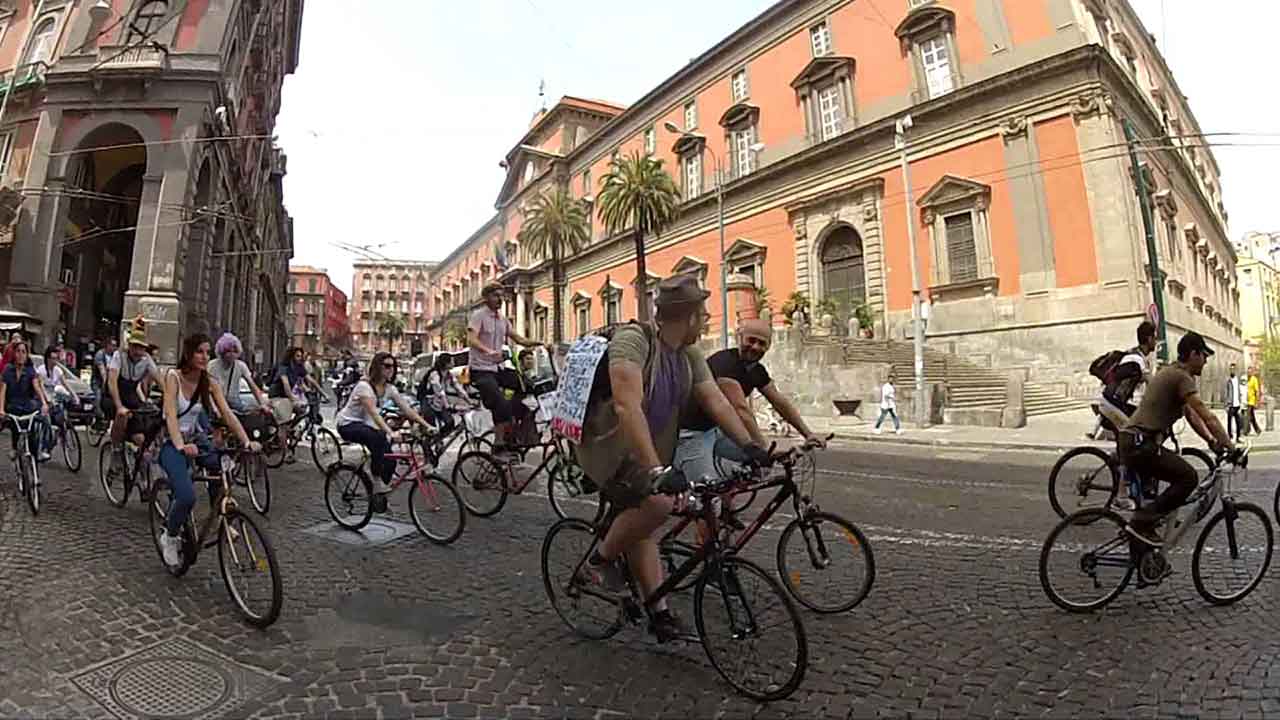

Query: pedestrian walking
<box><xmin>1246</xmin><ymin>368</ymin><xmax>1263</xmax><ymax>436</ymax></box>
<box><xmin>874</xmin><ymin>374</ymin><xmax>901</xmax><ymax>434</ymax></box>
<box><xmin>1225</xmin><ymin>363</ymin><xmax>1242</xmax><ymax>441</ymax></box>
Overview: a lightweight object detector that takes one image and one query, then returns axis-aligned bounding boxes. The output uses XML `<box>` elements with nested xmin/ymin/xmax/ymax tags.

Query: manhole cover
<box><xmin>300</xmin><ymin>518</ymin><xmax>418</xmax><ymax>546</ymax></box>
<box><xmin>71</xmin><ymin>638</ymin><xmax>284</xmax><ymax>720</ymax></box>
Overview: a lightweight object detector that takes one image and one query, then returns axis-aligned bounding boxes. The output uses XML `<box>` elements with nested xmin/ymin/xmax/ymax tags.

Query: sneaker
<box><xmin>1124</xmin><ymin>522</ymin><xmax>1163</xmax><ymax>548</ymax></box>
<box><xmin>872</xmin><ymin>427</ymin><xmax>882</xmax><ymax>435</ymax></box>
<box><xmin>37</xmin><ymin>450</ymin><xmax>51</xmax><ymax>462</ymax></box>
<box><xmin>894</xmin><ymin>427</ymin><xmax>903</xmax><ymax>435</ymax></box>
<box><xmin>649</xmin><ymin>610</ymin><xmax>695</xmax><ymax>643</ymax></box>
<box><xmin>1113</xmin><ymin>497</ymin><xmax>1136</xmax><ymax>511</ymax></box>
<box><xmin>575</xmin><ymin>554</ymin><xmax>626</xmax><ymax>595</ymax></box>
<box><xmin>158</xmin><ymin>530</ymin><xmax>182</xmax><ymax>567</ymax></box>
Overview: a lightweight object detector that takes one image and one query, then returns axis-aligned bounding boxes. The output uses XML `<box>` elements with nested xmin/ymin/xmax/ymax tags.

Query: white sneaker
<box><xmin>158</xmin><ymin>531</ymin><xmax>182</xmax><ymax>567</ymax></box>
<box><xmin>873</xmin><ymin>427</ymin><xmax>882</xmax><ymax>434</ymax></box>
<box><xmin>895</xmin><ymin>428</ymin><xmax>903</xmax><ymax>435</ymax></box>
<box><xmin>37</xmin><ymin>450</ymin><xmax>51</xmax><ymax>462</ymax></box>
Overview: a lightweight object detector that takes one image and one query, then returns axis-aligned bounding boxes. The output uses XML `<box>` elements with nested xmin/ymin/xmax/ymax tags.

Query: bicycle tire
<box><xmin>324</xmin><ymin>463</ymin><xmax>374</xmax><ymax>531</ymax></box>
<box><xmin>452</xmin><ymin>450</ymin><xmax>508</xmax><ymax>518</ymax></box>
<box><xmin>98</xmin><ymin>442</ymin><xmax>129</xmax><ymax>508</ymax></box>
<box><xmin>541</xmin><ymin>518</ymin><xmax>623</xmax><ymax>640</ymax></box>
<box><xmin>694</xmin><ymin>555</ymin><xmax>808</xmax><ymax>702</ymax></box>
<box><xmin>242</xmin><ymin>454</ymin><xmax>271</xmax><ymax>515</ymax></box>
<box><xmin>62</xmin><ymin>427</ymin><xmax>82</xmax><ymax>473</ymax></box>
<box><xmin>776</xmin><ymin>511</ymin><xmax>875</xmax><ymax>614</ymax></box>
<box><xmin>311</xmin><ymin>427</ymin><xmax>342</xmax><ymax>471</ymax></box>
<box><xmin>23</xmin><ymin>454</ymin><xmax>38</xmax><ymax>515</ymax></box>
<box><xmin>1192</xmin><ymin>500</ymin><xmax>1273</xmax><ymax>606</ymax></box>
<box><xmin>262</xmin><ymin>418</ymin><xmax>286</xmax><ymax>469</ymax></box>
<box><xmin>1047</xmin><ymin>446</ymin><xmax>1119</xmax><ymax>519</ymax></box>
<box><xmin>1181</xmin><ymin>447</ymin><xmax>1216</xmax><ymax>481</ymax></box>
<box><xmin>547</xmin><ymin>454</ymin><xmax>602</xmax><ymax>524</ymax></box>
<box><xmin>408</xmin><ymin>474</ymin><xmax>466</xmax><ymax>545</ymax></box>
<box><xmin>1038</xmin><ymin>508</ymin><xmax>1133</xmax><ymax>613</ymax></box>
<box><xmin>218</xmin><ymin>509</ymin><xmax>283</xmax><ymax>628</ymax></box>
<box><xmin>149</xmin><ymin>478</ymin><xmax>194</xmax><ymax>578</ymax></box>
<box><xmin>87</xmin><ymin>418</ymin><xmax>105</xmax><ymax>447</ymax></box>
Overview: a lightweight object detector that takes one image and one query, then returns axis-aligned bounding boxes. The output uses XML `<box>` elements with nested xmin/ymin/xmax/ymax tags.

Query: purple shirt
<box><xmin>468</xmin><ymin>307</ymin><xmax>509</xmax><ymax>372</ymax></box>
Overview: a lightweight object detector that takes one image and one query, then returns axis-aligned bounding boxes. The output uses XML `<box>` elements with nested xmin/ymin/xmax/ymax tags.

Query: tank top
<box><xmin>173</xmin><ymin>375</ymin><xmax>207</xmax><ymax>437</ymax></box>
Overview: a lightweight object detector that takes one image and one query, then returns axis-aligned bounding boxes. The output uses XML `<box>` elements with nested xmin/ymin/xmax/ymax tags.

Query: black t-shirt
<box><xmin>682</xmin><ymin>348</ymin><xmax>772</xmax><ymax>432</ymax></box>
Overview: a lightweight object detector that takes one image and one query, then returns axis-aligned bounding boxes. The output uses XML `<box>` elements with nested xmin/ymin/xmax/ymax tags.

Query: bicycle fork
<box><xmin>710</xmin><ymin>561</ymin><xmax>759</xmax><ymax>638</ymax></box>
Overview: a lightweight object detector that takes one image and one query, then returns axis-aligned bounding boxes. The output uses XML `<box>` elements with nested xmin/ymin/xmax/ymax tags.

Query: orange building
<box><xmin>424</xmin><ymin>0</ymin><xmax>1241</xmax><ymax>398</ymax></box>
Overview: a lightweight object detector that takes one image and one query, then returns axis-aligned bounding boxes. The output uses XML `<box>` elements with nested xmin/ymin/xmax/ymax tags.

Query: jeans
<box><xmin>1244</xmin><ymin>406</ymin><xmax>1263</xmax><ymax>436</ymax></box>
<box><xmin>874</xmin><ymin>408</ymin><xmax>900</xmax><ymax>431</ymax></box>
<box><xmin>338</xmin><ymin>422</ymin><xmax>393</xmax><ymax>486</ymax></box>
<box><xmin>160</xmin><ymin>437</ymin><xmax>221</xmax><ymax>535</ymax></box>
<box><xmin>673</xmin><ymin>428</ymin><xmax>749</xmax><ymax>484</ymax></box>
<box><xmin>1117</xmin><ymin>430</ymin><xmax>1197</xmax><ymax>527</ymax></box>
<box><xmin>1227</xmin><ymin>407</ymin><xmax>1242</xmax><ymax>440</ymax></box>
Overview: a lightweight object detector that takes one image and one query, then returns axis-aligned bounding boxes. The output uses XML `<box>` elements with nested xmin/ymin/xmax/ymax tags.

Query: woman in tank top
<box><xmin>155</xmin><ymin>333</ymin><xmax>261</xmax><ymax>568</ymax></box>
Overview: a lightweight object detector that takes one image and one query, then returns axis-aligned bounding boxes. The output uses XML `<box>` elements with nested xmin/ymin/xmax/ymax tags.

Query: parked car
<box><xmin>31</xmin><ymin>355</ymin><xmax>97</xmax><ymax>426</ymax></box>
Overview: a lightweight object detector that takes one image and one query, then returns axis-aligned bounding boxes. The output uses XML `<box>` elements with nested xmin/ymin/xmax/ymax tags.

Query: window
<box><xmin>731</xmin><ymin>69</ymin><xmax>748</xmax><ymax>102</ymax></box>
<box><xmin>535</xmin><ymin>310</ymin><xmax>547</xmax><ymax>341</ymax></box>
<box><xmin>308</xmin><ymin>278</ymin><xmax>317</xmax><ymax>293</ymax></box>
<box><xmin>683</xmin><ymin>152</ymin><xmax>702</xmax><ymax>198</ymax></box>
<box><xmin>523</xmin><ymin>161</ymin><xmax>534</xmax><ymax>183</ymax></box>
<box><xmin>643</xmin><ymin>127</ymin><xmax>655</xmax><ymax>155</ymax></box>
<box><xmin>290</xmin><ymin>278</ymin><xmax>298</xmax><ymax>293</ymax></box>
<box><xmin>920</xmin><ymin>36</ymin><xmax>954</xmax><ymax>98</ymax></box>
<box><xmin>944</xmin><ymin>213</ymin><xmax>978</xmax><ymax>282</ymax></box>
<box><xmin>731</xmin><ymin>128</ymin><xmax>756</xmax><ymax>177</ymax></box>
<box><xmin>817</xmin><ymin>85</ymin><xmax>842</xmax><ymax>141</ymax></box>
<box><xmin>127</xmin><ymin>1</ymin><xmax>168</xmax><ymax>43</ymax></box>
<box><xmin>683</xmin><ymin>100</ymin><xmax>697</xmax><ymax>130</ymax></box>
<box><xmin>810</xmin><ymin>21</ymin><xmax>832</xmax><ymax>57</ymax></box>
<box><xmin>606</xmin><ymin>294</ymin><xmax>620</xmax><ymax>324</ymax></box>
<box><xmin>25</xmin><ymin>17</ymin><xmax>57</xmax><ymax>66</ymax></box>
<box><xmin>576</xmin><ymin>304</ymin><xmax>590</xmax><ymax>336</ymax></box>
<box><xmin>582</xmin><ymin>169</ymin><xmax>591</xmax><ymax>196</ymax></box>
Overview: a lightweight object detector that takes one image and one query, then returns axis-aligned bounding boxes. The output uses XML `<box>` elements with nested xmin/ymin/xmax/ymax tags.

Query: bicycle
<box><xmin>1039</xmin><ymin>444</ymin><xmax>1272</xmax><ymax>611</ymax></box>
<box><xmin>85</xmin><ymin>403</ymin><xmax>111</xmax><ymax>448</ymax></box>
<box><xmin>46</xmin><ymin>398</ymin><xmax>82</xmax><ymax>473</ymax></box>
<box><xmin>541</xmin><ymin>464</ymin><xmax>808</xmax><ymax>702</ymax></box>
<box><xmin>5</xmin><ymin>412</ymin><xmax>45</xmax><ymax>514</ymax></box>
<box><xmin>661</xmin><ymin>437</ymin><xmax>873</xmax><ymax>614</ymax></box>
<box><xmin>451</xmin><ymin>431</ymin><xmax>591</xmax><ymax>521</ymax></box>
<box><xmin>226</xmin><ymin>410</ymin><xmax>274</xmax><ymax>515</ymax></box>
<box><xmin>324</xmin><ymin>425</ymin><xmax>466</xmax><ymax>544</ymax></box>
<box><xmin>261</xmin><ymin>390</ymin><xmax>322</xmax><ymax>468</ymax></box>
<box><xmin>150</xmin><ymin>447</ymin><xmax>283</xmax><ymax>627</ymax></box>
<box><xmin>1047</xmin><ymin>425</ymin><xmax>1216</xmax><ymax>518</ymax></box>
<box><xmin>98</xmin><ymin>405</ymin><xmax>165</xmax><ymax>509</ymax></box>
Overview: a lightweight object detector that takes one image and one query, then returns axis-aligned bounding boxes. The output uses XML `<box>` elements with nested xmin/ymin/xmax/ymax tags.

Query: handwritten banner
<box><xmin>551</xmin><ymin>335</ymin><xmax>607</xmax><ymax>444</ymax></box>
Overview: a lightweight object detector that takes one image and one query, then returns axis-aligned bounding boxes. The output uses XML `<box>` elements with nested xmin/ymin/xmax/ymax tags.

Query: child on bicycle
<box><xmin>156</xmin><ymin>334</ymin><xmax>261</xmax><ymax>568</ymax></box>
<box><xmin>418</xmin><ymin>352</ymin><xmax>466</xmax><ymax>434</ymax></box>
<box><xmin>0</xmin><ymin>340</ymin><xmax>50</xmax><ymax>460</ymax></box>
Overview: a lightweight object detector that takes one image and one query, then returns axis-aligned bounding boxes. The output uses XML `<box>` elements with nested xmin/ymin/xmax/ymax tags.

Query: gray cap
<box><xmin>655</xmin><ymin>273</ymin><xmax>710</xmax><ymax>307</ymax></box>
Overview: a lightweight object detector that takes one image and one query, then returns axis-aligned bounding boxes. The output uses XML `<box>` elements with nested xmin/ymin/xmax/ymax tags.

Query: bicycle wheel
<box><xmin>776</xmin><ymin>511</ymin><xmax>875</xmax><ymax>614</ymax></box>
<box><xmin>540</xmin><ymin>518</ymin><xmax>623</xmax><ymax>640</ymax></box>
<box><xmin>1181</xmin><ymin>447</ymin><xmax>1216</xmax><ymax>482</ymax></box>
<box><xmin>98</xmin><ymin>442</ymin><xmax>129</xmax><ymax>508</ymax></box>
<box><xmin>1047</xmin><ymin>446</ymin><xmax>1119</xmax><ymax>519</ymax></box>
<box><xmin>1038</xmin><ymin>508</ymin><xmax>1133</xmax><ymax>612</ymax></box>
<box><xmin>262</xmin><ymin>419</ymin><xmax>286</xmax><ymax>469</ymax></box>
<box><xmin>694</xmin><ymin>556</ymin><xmax>807</xmax><ymax>702</ymax></box>
<box><xmin>1192</xmin><ymin>501</ymin><xmax>1273</xmax><ymax>606</ymax></box>
<box><xmin>452</xmin><ymin>451</ymin><xmax>508</xmax><ymax>517</ymax></box>
<box><xmin>311</xmin><ymin>427</ymin><xmax>342</xmax><ymax>470</ymax></box>
<box><xmin>324</xmin><ymin>463</ymin><xmax>374</xmax><ymax>530</ymax></box>
<box><xmin>218</xmin><ymin>509</ymin><xmax>283</xmax><ymax>628</ymax></box>
<box><xmin>61</xmin><ymin>427</ymin><xmax>82</xmax><ymax>473</ymax></box>
<box><xmin>408</xmin><ymin>473</ymin><xmax>466</xmax><ymax>545</ymax></box>
<box><xmin>241</xmin><ymin>454</ymin><xmax>271</xmax><ymax>515</ymax></box>
<box><xmin>149</xmin><ymin>478</ymin><xmax>193</xmax><ymax>578</ymax></box>
<box><xmin>547</xmin><ymin>455</ymin><xmax>601</xmax><ymax>523</ymax></box>
<box><xmin>23</xmin><ymin>454</ymin><xmax>38</xmax><ymax>515</ymax></box>
<box><xmin>87</xmin><ymin>418</ymin><xmax>105</xmax><ymax>447</ymax></box>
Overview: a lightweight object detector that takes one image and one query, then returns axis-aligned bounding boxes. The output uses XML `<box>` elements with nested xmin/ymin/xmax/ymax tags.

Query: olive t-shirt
<box><xmin>1128</xmin><ymin>363</ymin><xmax>1198</xmax><ymax>433</ymax></box>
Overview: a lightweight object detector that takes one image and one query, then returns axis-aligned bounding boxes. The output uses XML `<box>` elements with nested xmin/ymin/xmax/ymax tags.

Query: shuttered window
<box><xmin>944</xmin><ymin>213</ymin><xmax>978</xmax><ymax>282</ymax></box>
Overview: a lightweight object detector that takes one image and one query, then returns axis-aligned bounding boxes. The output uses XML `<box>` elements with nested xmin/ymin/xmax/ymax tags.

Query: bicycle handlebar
<box><xmin>1217</xmin><ymin>442</ymin><xmax>1250</xmax><ymax>468</ymax></box>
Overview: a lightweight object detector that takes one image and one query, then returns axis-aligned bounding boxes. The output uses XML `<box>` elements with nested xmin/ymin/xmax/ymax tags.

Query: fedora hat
<box><xmin>655</xmin><ymin>273</ymin><xmax>710</xmax><ymax>307</ymax></box>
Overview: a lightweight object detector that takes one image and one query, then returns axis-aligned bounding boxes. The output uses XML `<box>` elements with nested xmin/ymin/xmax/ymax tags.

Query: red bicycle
<box><xmin>323</xmin><ymin>426</ymin><xmax>466</xmax><ymax>544</ymax></box>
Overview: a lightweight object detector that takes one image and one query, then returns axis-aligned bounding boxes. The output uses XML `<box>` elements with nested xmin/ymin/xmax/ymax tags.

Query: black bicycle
<box><xmin>6</xmin><ymin>412</ymin><xmax>45</xmax><ymax>514</ymax></box>
<box><xmin>262</xmin><ymin>390</ymin><xmax>322</xmax><ymax>468</ymax></box>
<box><xmin>99</xmin><ymin>405</ymin><xmax>164</xmax><ymax>509</ymax></box>
<box><xmin>47</xmin><ymin>398</ymin><xmax>83</xmax><ymax>473</ymax></box>
<box><xmin>541</xmin><ymin>465</ymin><xmax>808</xmax><ymax>702</ymax></box>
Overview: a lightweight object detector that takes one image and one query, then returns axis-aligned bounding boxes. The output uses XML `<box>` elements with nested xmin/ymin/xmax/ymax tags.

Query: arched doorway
<box><xmin>819</xmin><ymin>225</ymin><xmax>866</xmax><ymax>326</ymax></box>
<box><xmin>59</xmin><ymin>123</ymin><xmax>147</xmax><ymax>344</ymax></box>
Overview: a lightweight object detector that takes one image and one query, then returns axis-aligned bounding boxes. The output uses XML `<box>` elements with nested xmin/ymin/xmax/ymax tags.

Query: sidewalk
<box><xmin>804</xmin><ymin>407</ymin><xmax>1280</xmax><ymax>454</ymax></box>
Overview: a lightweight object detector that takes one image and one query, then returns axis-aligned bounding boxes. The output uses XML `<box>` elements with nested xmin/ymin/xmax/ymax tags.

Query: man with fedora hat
<box><xmin>574</xmin><ymin>273</ymin><xmax>767</xmax><ymax>642</ymax></box>
<box><xmin>468</xmin><ymin>280</ymin><xmax>540</xmax><ymax>453</ymax></box>
<box><xmin>105</xmin><ymin>315</ymin><xmax>164</xmax><ymax>466</ymax></box>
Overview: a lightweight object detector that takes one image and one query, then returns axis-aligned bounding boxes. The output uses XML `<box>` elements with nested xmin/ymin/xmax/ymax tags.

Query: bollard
<box><xmin>1001</xmin><ymin>375</ymin><xmax>1027</xmax><ymax>429</ymax></box>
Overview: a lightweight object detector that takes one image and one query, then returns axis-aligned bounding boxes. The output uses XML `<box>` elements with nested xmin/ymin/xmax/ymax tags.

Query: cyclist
<box><xmin>0</xmin><ymin>330</ymin><xmax>23</xmax><ymax>375</ymax></box>
<box><xmin>155</xmin><ymin>334</ymin><xmax>262</xmax><ymax>568</ymax></box>
<box><xmin>674</xmin><ymin>317</ymin><xmax>824</xmax><ymax>484</ymax></box>
<box><xmin>1119</xmin><ymin>331</ymin><xmax>1232</xmax><ymax>547</ymax></box>
<box><xmin>335</xmin><ymin>352</ymin><xmax>433</xmax><ymax>510</ymax></box>
<box><xmin>1093</xmin><ymin>321</ymin><xmax>1158</xmax><ymax>438</ymax></box>
<box><xmin>574</xmin><ymin>274</ymin><xmax>766</xmax><ymax>641</ymax></box>
<box><xmin>418</xmin><ymin>352</ymin><xmax>466</xmax><ymax>433</ymax></box>
<box><xmin>105</xmin><ymin>317</ymin><xmax>164</xmax><ymax>467</ymax></box>
<box><xmin>209</xmin><ymin>333</ymin><xmax>270</xmax><ymax>414</ymax></box>
<box><xmin>36</xmin><ymin>345</ymin><xmax>76</xmax><ymax>458</ymax></box>
<box><xmin>92</xmin><ymin>336</ymin><xmax>116</xmax><ymax>409</ymax></box>
<box><xmin>468</xmin><ymin>281</ymin><xmax>539</xmax><ymax>455</ymax></box>
<box><xmin>0</xmin><ymin>340</ymin><xmax>50</xmax><ymax>461</ymax></box>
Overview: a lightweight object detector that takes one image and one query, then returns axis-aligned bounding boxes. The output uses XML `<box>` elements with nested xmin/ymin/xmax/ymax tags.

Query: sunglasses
<box><xmin>382</xmin><ymin>362</ymin><xmax>397</xmax><ymax>370</ymax></box>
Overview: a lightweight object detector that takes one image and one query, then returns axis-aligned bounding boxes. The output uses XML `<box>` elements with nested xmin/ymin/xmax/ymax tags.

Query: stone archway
<box><xmin>818</xmin><ymin>224</ymin><xmax>867</xmax><ymax>314</ymax></box>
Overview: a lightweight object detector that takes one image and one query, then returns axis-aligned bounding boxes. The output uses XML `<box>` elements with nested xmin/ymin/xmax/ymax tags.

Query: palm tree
<box><xmin>518</xmin><ymin>188</ymin><xmax>590</xmax><ymax>344</ymax></box>
<box><xmin>377</xmin><ymin>312</ymin><xmax>406</xmax><ymax>354</ymax></box>
<box><xmin>596</xmin><ymin>151</ymin><xmax>681</xmax><ymax>321</ymax></box>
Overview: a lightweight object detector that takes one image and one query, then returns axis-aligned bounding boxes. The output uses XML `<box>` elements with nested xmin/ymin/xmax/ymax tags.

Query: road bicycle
<box><xmin>1047</xmin><ymin>424</ymin><xmax>1216</xmax><ymax>518</ymax></box>
<box><xmin>451</xmin><ymin>431</ymin><xmax>591</xmax><ymax>521</ymax></box>
<box><xmin>541</xmin><ymin>464</ymin><xmax>808</xmax><ymax>702</ymax></box>
<box><xmin>5</xmin><ymin>412</ymin><xmax>45</xmax><ymax>514</ymax></box>
<box><xmin>46</xmin><ymin>398</ymin><xmax>82</xmax><ymax>473</ymax></box>
<box><xmin>99</xmin><ymin>405</ymin><xmax>165</xmax><ymax>509</ymax></box>
<box><xmin>1040</xmin><ymin>444</ymin><xmax>1272</xmax><ymax>611</ymax></box>
<box><xmin>85</xmin><ymin>404</ymin><xmax>111</xmax><ymax>448</ymax></box>
<box><xmin>663</xmin><ymin>437</ymin><xmax>874</xmax><ymax>614</ymax></box>
<box><xmin>150</xmin><ymin>447</ymin><xmax>283</xmax><ymax>627</ymax></box>
<box><xmin>323</xmin><ymin>425</ymin><xmax>465</xmax><ymax>544</ymax></box>
<box><xmin>262</xmin><ymin>390</ymin><xmax>322</xmax><ymax>468</ymax></box>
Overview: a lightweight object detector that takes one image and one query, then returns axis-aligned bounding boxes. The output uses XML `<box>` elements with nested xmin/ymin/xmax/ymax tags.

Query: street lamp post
<box><xmin>895</xmin><ymin>114</ymin><xmax>928</xmax><ymax>427</ymax></box>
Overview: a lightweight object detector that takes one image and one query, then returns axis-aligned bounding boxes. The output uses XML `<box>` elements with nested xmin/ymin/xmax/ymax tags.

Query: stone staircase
<box><xmin>840</xmin><ymin>339</ymin><xmax>1091</xmax><ymax>417</ymax></box>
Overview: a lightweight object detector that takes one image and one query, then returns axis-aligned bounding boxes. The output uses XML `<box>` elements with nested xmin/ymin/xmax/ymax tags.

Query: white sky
<box><xmin>275</xmin><ymin>1</ymin><xmax>1280</xmax><ymax>296</ymax></box>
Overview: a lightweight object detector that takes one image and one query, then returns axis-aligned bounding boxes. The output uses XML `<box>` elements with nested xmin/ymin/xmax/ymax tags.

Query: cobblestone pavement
<box><xmin>4</xmin><ymin>432</ymin><xmax>1280</xmax><ymax>718</ymax></box>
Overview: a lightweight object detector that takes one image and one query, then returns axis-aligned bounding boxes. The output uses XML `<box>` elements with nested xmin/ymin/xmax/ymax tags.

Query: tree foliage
<box><xmin>596</xmin><ymin>151</ymin><xmax>681</xmax><ymax>321</ymax></box>
<box><xmin>518</xmin><ymin>188</ymin><xmax>590</xmax><ymax>343</ymax></box>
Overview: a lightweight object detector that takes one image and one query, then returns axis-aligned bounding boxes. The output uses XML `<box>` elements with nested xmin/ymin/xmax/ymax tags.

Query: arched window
<box><xmin>128</xmin><ymin>1</ymin><xmax>169</xmax><ymax>43</ymax></box>
<box><xmin>25</xmin><ymin>17</ymin><xmax>58</xmax><ymax>66</ymax></box>
<box><xmin>820</xmin><ymin>225</ymin><xmax>866</xmax><ymax>312</ymax></box>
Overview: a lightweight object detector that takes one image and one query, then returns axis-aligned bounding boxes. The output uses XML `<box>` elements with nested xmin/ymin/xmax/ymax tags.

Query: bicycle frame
<box><xmin>7</xmin><ymin>412</ymin><xmax>40</xmax><ymax>457</ymax></box>
<box><xmin>665</xmin><ymin>470</ymin><xmax>799</xmax><ymax>554</ymax></box>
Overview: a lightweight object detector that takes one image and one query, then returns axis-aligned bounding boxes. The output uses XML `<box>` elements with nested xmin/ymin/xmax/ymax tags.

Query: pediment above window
<box><xmin>917</xmin><ymin>175</ymin><xmax>991</xmax><ymax>210</ymax></box>
<box><xmin>895</xmin><ymin>5</ymin><xmax>955</xmax><ymax>43</ymax></box>
<box><xmin>789</xmin><ymin>56</ymin><xmax>855</xmax><ymax>91</ymax></box>
<box><xmin>495</xmin><ymin>145</ymin><xmax>560</xmax><ymax>207</ymax></box>
<box><xmin>724</xmin><ymin>238</ymin><xmax>766</xmax><ymax>263</ymax></box>
<box><xmin>598</xmin><ymin>277</ymin><xmax>623</xmax><ymax>297</ymax></box>
<box><xmin>718</xmin><ymin>102</ymin><xmax>760</xmax><ymax>131</ymax></box>
<box><xmin>671</xmin><ymin>255</ymin><xmax>708</xmax><ymax>277</ymax></box>
<box><xmin>671</xmin><ymin>133</ymin><xmax>706</xmax><ymax>157</ymax></box>
<box><xmin>571</xmin><ymin>290</ymin><xmax>592</xmax><ymax>306</ymax></box>
<box><xmin>633</xmin><ymin>269</ymin><xmax>662</xmax><ymax>289</ymax></box>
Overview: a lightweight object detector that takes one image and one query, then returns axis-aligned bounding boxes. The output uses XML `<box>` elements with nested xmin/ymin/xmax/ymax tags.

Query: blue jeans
<box><xmin>673</xmin><ymin>428</ymin><xmax>749</xmax><ymax>484</ymax></box>
<box><xmin>874</xmin><ymin>408</ymin><xmax>900</xmax><ymax>431</ymax></box>
<box><xmin>160</xmin><ymin>437</ymin><xmax>222</xmax><ymax>535</ymax></box>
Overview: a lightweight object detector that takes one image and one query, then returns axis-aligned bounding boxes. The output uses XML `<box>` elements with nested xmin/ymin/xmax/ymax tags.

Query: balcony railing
<box><xmin>0</xmin><ymin>62</ymin><xmax>47</xmax><ymax>97</ymax></box>
<box><xmin>95</xmin><ymin>44</ymin><xmax>168</xmax><ymax>72</ymax></box>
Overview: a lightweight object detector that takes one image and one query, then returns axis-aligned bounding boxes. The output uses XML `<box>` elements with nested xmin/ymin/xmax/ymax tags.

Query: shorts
<box><xmin>599</xmin><ymin>461</ymin><xmax>653</xmax><ymax>510</ymax></box>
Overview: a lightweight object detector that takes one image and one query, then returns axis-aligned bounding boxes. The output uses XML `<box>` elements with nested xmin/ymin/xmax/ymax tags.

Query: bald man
<box><xmin>674</xmin><ymin>318</ymin><xmax>824</xmax><ymax>483</ymax></box>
